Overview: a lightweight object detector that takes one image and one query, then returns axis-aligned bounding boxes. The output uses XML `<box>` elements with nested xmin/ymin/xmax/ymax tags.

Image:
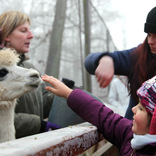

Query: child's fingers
<box><xmin>41</xmin><ymin>75</ymin><xmax>55</xmax><ymax>85</ymax></box>
<box><xmin>45</xmin><ymin>86</ymin><xmax>56</xmax><ymax>93</ymax></box>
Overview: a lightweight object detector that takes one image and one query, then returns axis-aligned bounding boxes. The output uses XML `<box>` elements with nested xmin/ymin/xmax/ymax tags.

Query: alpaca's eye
<box><xmin>0</xmin><ymin>69</ymin><xmax>8</xmax><ymax>78</ymax></box>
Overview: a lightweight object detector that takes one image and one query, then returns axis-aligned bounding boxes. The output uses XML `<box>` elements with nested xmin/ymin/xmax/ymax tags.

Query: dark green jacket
<box><xmin>14</xmin><ymin>54</ymin><xmax>54</xmax><ymax>138</ymax></box>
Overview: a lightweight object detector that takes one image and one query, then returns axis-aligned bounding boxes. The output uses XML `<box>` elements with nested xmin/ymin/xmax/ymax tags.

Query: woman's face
<box><xmin>5</xmin><ymin>21</ymin><xmax>33</xmax><ymax>54</ymax></box>
<box><xmin>147</xmin><ymin>33</ymin><xmax>156</xmax><ymax>54</ymax></box>
<box><xmin>132</xmin><ymin>102</ymin><xmax>151</xmax><ymax>135</ymax></box>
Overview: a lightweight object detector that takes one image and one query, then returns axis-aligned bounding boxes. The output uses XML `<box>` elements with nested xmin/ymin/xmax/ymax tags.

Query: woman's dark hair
<box><xmin>129</xmin><ymin>37</ymin><xmax>156</xmax><ymax>102</ymax></box>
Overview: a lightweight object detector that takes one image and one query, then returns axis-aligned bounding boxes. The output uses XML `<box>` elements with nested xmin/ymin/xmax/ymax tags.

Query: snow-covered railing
<box><xmin>0</xmin><ymin>122</ymin><xmax>103</xmax><ymax>156</ymax></box>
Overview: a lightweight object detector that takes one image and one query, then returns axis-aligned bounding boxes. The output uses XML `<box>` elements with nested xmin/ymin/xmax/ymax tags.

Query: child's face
<box><xmin>132</xmin><ymin>102</ymin><xmax>151</xmax><ymax>135</ymax></box>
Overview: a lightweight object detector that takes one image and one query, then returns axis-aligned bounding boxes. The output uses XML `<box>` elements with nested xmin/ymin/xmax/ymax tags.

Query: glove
<box><xmin>40</xmin><ymin>120</ymin><xmax>61</xmax><ymax>132</ymax></box>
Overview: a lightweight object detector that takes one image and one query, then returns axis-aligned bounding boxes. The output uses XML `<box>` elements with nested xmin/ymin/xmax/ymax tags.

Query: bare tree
<box><xmin>83</xmin><ymin>0</ymin><xmax>91</xmax><ymax>91</ymax></box>
<box><xmin>45</xmin><ymin>0</ymin><xmax>67</xmax><ymax>78</ymax></box>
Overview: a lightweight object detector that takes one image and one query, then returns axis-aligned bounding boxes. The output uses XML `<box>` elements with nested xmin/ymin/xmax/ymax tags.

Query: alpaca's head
<box><xmin>0</xmin><ymin>48</ymin><xmax>42</xmax><ymax>101</ymax></box>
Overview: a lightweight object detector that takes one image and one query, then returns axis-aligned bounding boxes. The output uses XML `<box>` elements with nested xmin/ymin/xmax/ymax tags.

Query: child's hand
<box><xmin>41</xmin><ymin>75</ymin><xmax>73</xmax><ymax>99</ymax></box>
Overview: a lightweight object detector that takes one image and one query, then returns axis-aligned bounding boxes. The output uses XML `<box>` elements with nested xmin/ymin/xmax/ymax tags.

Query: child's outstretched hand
<box><xmin>41</xmin><ymin>75</ymin><xmax>73</xmax><ymax>99</ymax></box>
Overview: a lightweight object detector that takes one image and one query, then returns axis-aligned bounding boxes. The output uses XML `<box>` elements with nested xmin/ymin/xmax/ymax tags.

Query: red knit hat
<box><xmin>149</xmin><ymin>107</ymin><xmax>156</xmax><ymax>134</ymax></box>
<box><xmin>137</xmin><ymin>76</ymin><xmax>156</xmax><ymax>135</ymax></box>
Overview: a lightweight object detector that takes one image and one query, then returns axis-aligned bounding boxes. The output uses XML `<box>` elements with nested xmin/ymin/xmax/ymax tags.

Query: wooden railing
<box><xmin>0</xmin><ymin>102</ymin><xmax>123</xmax><ymax>156</ymax></box>
<box><xmin>0</xmin><ymin>122</ymin><xmax>106</xmax><ymax>156</ymax></box>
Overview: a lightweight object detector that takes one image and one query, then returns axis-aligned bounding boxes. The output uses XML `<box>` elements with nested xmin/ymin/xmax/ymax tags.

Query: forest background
<box><xmin>0</xmin><ymin>0</ymin><xmax>155</xmax><ymax>102</ymax></box>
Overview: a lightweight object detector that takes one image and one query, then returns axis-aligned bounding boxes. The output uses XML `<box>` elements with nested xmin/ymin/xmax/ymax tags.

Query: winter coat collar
<box><xmin>131</xmin><ymin>133</ymin><xmax>156</xmax><ymax>150</ymax></box>
<box><xmin>17</xmin><ymin>54</ymin><xmax>29</xmax><ymax>65</ymax></box>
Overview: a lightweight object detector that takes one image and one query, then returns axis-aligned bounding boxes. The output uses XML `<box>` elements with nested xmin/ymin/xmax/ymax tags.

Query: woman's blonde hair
<box><xmin>0</xmin><ymin>11</ymin><xmax>30</xmax><ymax>45</ymax></box>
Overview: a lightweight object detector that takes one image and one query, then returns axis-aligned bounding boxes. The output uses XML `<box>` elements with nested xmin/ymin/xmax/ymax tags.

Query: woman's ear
<box><xmin>4</xmin><ymin>37</ymin><xmax>11</xmax><ymax>47</ymax></box>
<box><xmin>5</xmin><ymin>37</ymin><xmax>10</xmax><ymax>42</ymax></box>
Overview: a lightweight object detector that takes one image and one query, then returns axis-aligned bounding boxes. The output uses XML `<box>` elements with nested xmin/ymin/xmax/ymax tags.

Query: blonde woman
<box><xmin>0</xmin><ymin>11</ymin><xmax>60</xmax><ymax>138</ymax></box>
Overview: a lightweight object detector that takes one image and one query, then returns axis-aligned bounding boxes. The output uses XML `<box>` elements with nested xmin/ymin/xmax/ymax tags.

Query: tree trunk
<box><xmin>45</xmin><ymin>0</ymin><xmax>67</xmax><ymax>78</ymax></box>
<box><xmin>83</xmin><ymin>0</ymin><xmax>91</xmax><ymax>92</ymax></box>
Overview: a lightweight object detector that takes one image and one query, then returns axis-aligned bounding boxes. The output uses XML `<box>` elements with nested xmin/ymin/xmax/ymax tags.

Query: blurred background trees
<box><xmin>0</xmin><ymin>0</ymin><xmax>118</xmax><ymax>102</ymax></box>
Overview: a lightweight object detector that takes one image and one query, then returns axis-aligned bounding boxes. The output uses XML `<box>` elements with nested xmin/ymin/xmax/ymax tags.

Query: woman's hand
<box><xmin>95</xmin><ymin>56</ymin><xmax>114</xmax><ymax>88</ymax></box>
<box><xmin>41</xmin><ymin>75</ymin><xmax>73</xmax><ymax>99</ymax></box>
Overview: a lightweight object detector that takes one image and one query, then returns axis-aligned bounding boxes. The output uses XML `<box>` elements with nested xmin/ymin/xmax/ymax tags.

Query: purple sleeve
<box><xmin>67</xmin><ymin>89</ymin><xmax>133</xmax><ymax>147</ymax></box>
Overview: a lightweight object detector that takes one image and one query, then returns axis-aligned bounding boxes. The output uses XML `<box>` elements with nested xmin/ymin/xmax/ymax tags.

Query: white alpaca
<box><xmin>0</xmin><ymin>48</ymin><xmax>42</xmax><ymax>143</ymax></box>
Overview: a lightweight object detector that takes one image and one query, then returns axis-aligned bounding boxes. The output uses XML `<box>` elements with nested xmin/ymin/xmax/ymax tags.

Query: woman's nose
<box><xmin>148</xmin><ymin>36</ymin><xmax>154</xmax><ymax>45</ymax></box>
<box><xmin>28</xmin><ymin>31</ymin><xmax>33</xmax><ymax>39</ymax></box>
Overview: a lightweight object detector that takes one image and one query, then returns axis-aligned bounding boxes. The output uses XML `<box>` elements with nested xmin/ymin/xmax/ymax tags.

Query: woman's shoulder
<box><xmin>22</xmin><ymin>60</ymin><xmax>36</xmax><ymax>69</ymax></box>
<box><xmin>19</xmin><ymin>56</ymin><xmax>37</xmax><ymax>70</ymax></box>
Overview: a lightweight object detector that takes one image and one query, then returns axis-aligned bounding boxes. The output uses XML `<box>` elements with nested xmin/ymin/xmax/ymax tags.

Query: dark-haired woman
<box><xmin>84</xmin><ymin>6</ymin><xmax>156</xmax><ymax>120</ymax></box>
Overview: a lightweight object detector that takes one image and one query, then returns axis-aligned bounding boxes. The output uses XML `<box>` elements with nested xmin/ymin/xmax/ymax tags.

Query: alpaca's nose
<box><xmin>28</xmin><ymin>69</ymin><xmax>40</xmax><ymax>79</ymax></box>
<box><xmin>30</xmin><ymin>73</ymin><xmax>40</xmax><ymax>79</ymax></box>
<box><xmin>29</xmin><ymin>71</ymin><xmax>42</xmax><ymax>88</ymax></box>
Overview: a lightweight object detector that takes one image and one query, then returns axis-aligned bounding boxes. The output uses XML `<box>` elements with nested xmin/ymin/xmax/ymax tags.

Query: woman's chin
<box><xmin>21</xmin><ymin>49</ymin><xmax>29</xmax><ymax>53</ymax></box>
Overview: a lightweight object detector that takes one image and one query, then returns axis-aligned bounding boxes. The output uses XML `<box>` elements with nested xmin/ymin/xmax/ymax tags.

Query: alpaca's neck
<box><xmin>0</xmin><ymin>100</ymin><xmax>16</xmax><ymax>143</ymax></box>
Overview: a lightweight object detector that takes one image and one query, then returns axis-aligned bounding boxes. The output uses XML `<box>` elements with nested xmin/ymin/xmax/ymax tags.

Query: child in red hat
<box><xmin>42</xmin><ymin>75</ymin><xmax>156</xmax><ymax>155</ymax></box>
<box><xmin>131</xmin><ymin>78</ymin><xmax>156</xmax><ymax>151</ymax></box>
